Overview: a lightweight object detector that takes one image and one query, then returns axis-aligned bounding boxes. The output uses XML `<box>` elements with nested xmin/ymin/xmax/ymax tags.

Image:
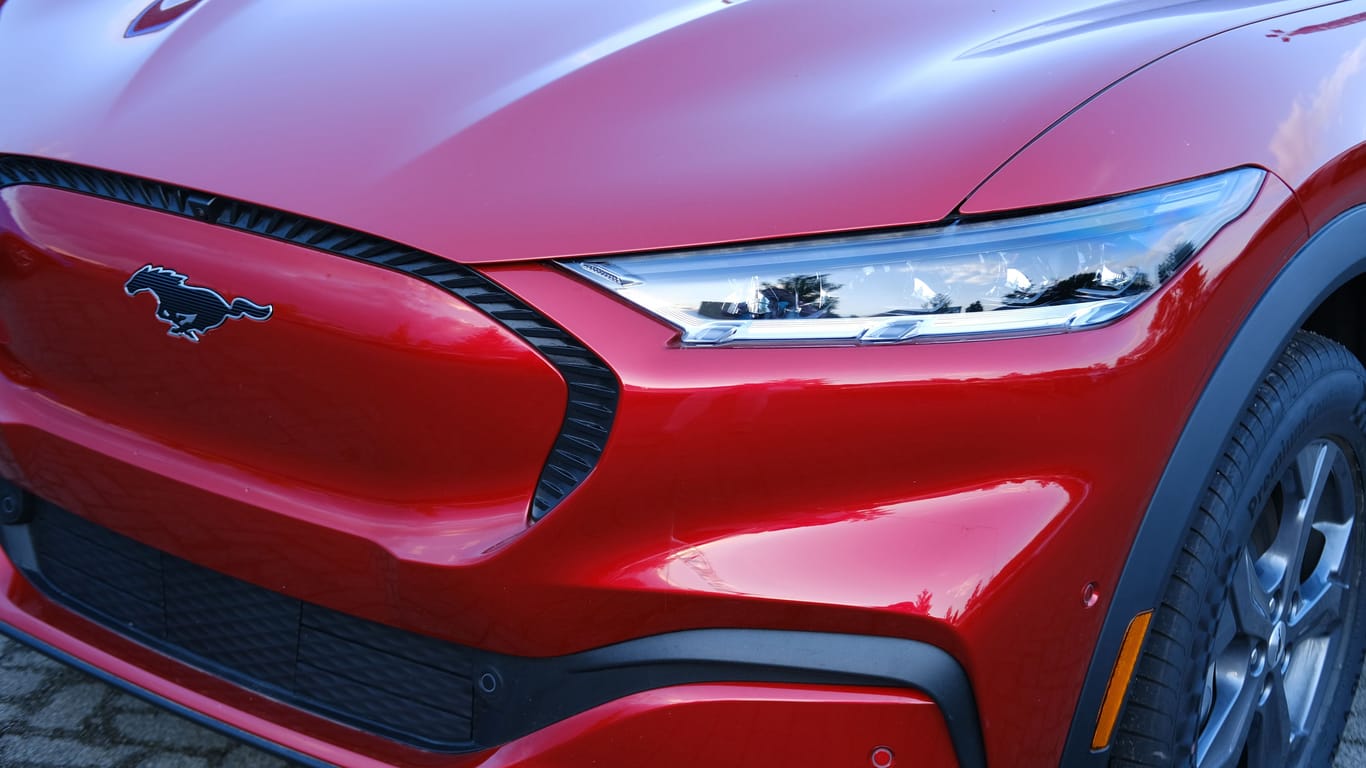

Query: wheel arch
<box><xmin>1060</xmin><ymin>203</ymin><xmax>1366</xmax><ymax>766</ymax></box>
<box><xmin>1305</xmin><ymin>273</ymin><xmax>1366</xmax><ymax>369</ymax></box>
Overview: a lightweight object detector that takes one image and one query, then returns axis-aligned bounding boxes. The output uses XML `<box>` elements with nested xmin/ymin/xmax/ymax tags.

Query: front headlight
<box><xmin>561</xmin><ymin>168</ymin><xmax>1264</xmax><ymax>346</ymax></box>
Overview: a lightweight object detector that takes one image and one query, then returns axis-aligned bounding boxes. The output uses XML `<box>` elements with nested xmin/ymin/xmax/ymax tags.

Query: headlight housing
<box><xmin>561</xmin><ymin>168</ymin><xmax>1264</xmax><ymax>346</ymax></box>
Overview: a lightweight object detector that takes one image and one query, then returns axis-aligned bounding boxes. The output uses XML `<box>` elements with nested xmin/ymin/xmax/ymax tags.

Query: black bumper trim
<box><xmin>493</xmin><ymin>628</ymin><xmax>988</xmax><ymax>768</ymax></box>
<box><xmin>0</xmin><ymin>615</ymin><xmax>986</xmax><ymax>768</ymax></box>
<box><xmin>0</xmin><ymin>154</ymin><xmax>615</xmax><ymax>521</ymax></box>
<box><xmin>2</xmin><ymin>465</ymin><xmax>986</xmax><ymax>766</ymax></box>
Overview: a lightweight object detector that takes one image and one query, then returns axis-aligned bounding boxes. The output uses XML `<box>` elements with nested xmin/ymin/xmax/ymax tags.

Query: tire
<box><xmin>1111</xmin><ymin>331</ymin><xmax>1366</xmax><ymax>768</ymax></box>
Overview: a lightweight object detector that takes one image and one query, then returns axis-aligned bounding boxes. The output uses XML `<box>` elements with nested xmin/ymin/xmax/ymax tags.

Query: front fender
<box><xmin>962</xmin><ymin>1</ymin><xmax>1366</xmax><ymax>231</ymax></box>
<box><xmin>958</xmin><ymin>5</ymin><xmax>1366</xmax><ymax>763</ymax></box>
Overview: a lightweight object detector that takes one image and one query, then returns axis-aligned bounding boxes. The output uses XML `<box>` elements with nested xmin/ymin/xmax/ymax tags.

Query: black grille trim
<box><xmin>0</xmin><ymin>154</ymin><xmax>615</xmax><ymax>521</ymax></box>
<box><xmin>23</xmin><ymin>503</ymin><xmax>477</xmax><ymax>751</ymax></box>
<box><xmin>1</xmin><ymin>491</ymin><xmax>985</xmax><ymax>766</ymax></box>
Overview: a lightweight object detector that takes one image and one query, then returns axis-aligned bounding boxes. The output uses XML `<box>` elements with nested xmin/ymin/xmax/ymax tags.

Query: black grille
<box><xmin>24</xmin><ymin>502</ymin><xmax>477</xmax><ymax>750</ymax></box>
<box><xmin>0</xmin><ymin>154</ymin><xmax>616</xmax><ymax>521</ymax></box>
<box><xmin>2</xmin><ymin>494</ymin><xmax>986</xmax><ymax>767</ymax></box>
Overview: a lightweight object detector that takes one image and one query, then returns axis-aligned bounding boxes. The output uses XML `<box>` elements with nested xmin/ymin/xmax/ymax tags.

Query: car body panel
<box><xmin>0</xmin><ymin>0</ymin><xmax>1363</xmax><ymax>766</ymax></box>
<box><xmin>482</xmin><ymin>179</ymin><xmax>1308</xmax><ymax>766</ymax></box>
<box><xmin>1059</xmin><ymin>182</ymin><xmax>1366</xmax><ymax>766</ymax></box>
<box><xmin>0</xmin><ymin>571</ymin><xmax>961</xmax><ymax>767</ymax></box>
<box><xmin>0</xmin><ymin>0</ymin><xmax>1336</xmax><ymax>262</ymax></box>
<box><xmin>466</xmin><ymin>684</ymin><xmax>956</xmax><ymax>768</ymax></box>
<box><xmin>0</xmin><ymin>176</ymin><xmax>1306</xmax><ymax>766</ymax></box>
<box><xmin>964</xmin><ymin>3</ymin><xmax>1366</xmax><ymax>228</ymax></box>
<box><xmin>0</xmin><ymin>185</ymin><xmax>566</xmax><ymax>527</ymax></box>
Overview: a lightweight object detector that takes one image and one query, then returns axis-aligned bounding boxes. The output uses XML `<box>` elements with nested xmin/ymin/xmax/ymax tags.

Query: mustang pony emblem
<box><xmin>124</xmin><ymin>265</ymin><xmax>273</xmax><ymax>342</ymax></box>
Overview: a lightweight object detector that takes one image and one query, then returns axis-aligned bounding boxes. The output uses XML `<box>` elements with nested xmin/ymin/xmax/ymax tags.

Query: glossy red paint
<box><xmin>0</xmin><ymin>175</ymin><xmax>1308</xmax><ymax>766</ymax></box>
<box><xmin>2</xmin><ymin>559</ymin><xmax>961</xmax><ymax>766</ymax></box>
<box><xmin>480</xmin><ymin>181</ymin><xmax>1309</xmax><ymax>766</ymax></box>
<box><xmin>0</xmin><ymin>185</ymin><xmax>564</xmax><ymax>533</ymax></box>
<box><xmin>470</xmin><ymin>685</ymin><xmax>955</xmax><ymax>768</ymax></box>
<box><xmin>0</xmin><ymin>0</ymin><xmax>1329</xmax><ymax>263</ymax></box>
<box><xmin>964</xmin><ymin>3</ymin><xmax>1366</xmax><ymax>229</ymax></box>
<box><xmin>1</xmin><ymin>1</ymin><xmax>1365</xmax><ymax>767</ymax></box>
<box><xmin>126</xmin><ymin>0</ymin><xmax>205</xmax><ymax>37</ymax></box>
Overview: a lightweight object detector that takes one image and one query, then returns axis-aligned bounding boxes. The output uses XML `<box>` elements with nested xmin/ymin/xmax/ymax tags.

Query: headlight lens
<box><xmin>561</xmin><ymin>168</ymin><xmax>1264</xmax><ymax>346</ymax></box>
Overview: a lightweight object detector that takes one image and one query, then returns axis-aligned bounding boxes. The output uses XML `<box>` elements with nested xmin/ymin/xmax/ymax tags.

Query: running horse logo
<box><xmin>124</xmin><ymin>265</ymin><xmax>273</xmax><ymax>342</ymax></box>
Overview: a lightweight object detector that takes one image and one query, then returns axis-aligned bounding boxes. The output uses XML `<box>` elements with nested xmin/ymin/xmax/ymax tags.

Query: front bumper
<box><xmin>0</xmin><ymin>542</ymin><xmax>966</xmax><ymax>767</ymax></box>
<box><xmin>0</xmin><ymin>495</ymin><xmax>981</xmax><ymax>762</ymax></box>
<box><xmin>0</xmin><ymin>158</ymin><xmax>1309</xmax><ymax>766</ymax></box>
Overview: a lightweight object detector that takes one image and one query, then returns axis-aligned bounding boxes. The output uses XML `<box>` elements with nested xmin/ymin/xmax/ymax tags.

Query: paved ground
<box><xmin>3</xmin><ymin>631</ymin><xmax>1366</xmax><ymax>766</ymax></box>
<box><xmin>0</xmin><ymin>636</ymin><xmax>286</xmax><ymax>767</ymax></box>
<box><xmin>1340</xmin><ymin>675</ymin><xmax>1366</xmax><ymax>767</ymax></box>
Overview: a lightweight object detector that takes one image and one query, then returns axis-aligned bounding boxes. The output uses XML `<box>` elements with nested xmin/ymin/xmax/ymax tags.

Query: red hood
<box><xmin>0</xmin><ymin>0</ymin><xmax>1318</xmax><ymax>262</ymax></box>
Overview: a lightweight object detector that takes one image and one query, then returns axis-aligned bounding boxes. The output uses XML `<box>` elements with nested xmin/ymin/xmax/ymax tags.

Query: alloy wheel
<box><xmin>1196</xmin><ymin>438</ymin><xmax>1361</xmax><ymax>767</ymax></box>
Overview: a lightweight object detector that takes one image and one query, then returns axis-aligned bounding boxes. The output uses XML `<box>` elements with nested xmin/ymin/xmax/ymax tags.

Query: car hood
<box><xmin>0</xmin><ymin>0</ymin><xmax>1321</xmax><ymax>262</ymax></box>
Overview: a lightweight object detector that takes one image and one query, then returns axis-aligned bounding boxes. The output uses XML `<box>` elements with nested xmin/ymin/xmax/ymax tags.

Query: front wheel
<box><xmin>1111</xmin><ymin>332</ymin><xmax>1366</xmax><ymax>767</ymax></box>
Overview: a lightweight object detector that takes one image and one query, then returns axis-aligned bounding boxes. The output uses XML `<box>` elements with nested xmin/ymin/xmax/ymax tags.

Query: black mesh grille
<box><xmin>2</xmin><ymin>494</ymin><xmax>984</xmax><ymax>767</ymax></box>
<box><xmin>25</xmin><ymin>502</ymin><xmax>476</xmax><ymax>750</ymax></box>
<box><xmin>0</xmin><ymin>154</ymin><xmax>616</xmax><ymax>520</ymax></box>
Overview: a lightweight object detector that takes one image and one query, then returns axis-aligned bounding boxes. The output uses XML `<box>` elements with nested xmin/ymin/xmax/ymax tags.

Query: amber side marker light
<box><xmin>1092</xmin><ymin>610</ymin><xmax>1154</xmax><ymax>750</ymax></box>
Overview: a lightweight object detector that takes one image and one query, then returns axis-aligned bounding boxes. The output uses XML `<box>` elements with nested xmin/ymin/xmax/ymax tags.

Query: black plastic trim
<box><xmin>0</xmin><ymin>154</ymin><xmax>615</xmax><ymax>521</ymax></box>
<box><xmin>7</xmin><ymin>500</ymin><xmax>987</xmax><ymax>765</ymax></box>
<box><xmin>1058</xmin><ymin>204</ymin><xmax>1366</xmax><ymax>766</ymax></box>
<box><xmin>0</xmin><ymin>622</ymin><xmax>332</xmax><ymax>768</ymax></box>
<box><xmin>482</xmin><ymin>628</ymin><xmax>986</xmax><ymax>768</ymax></box>
<box><xmin>10</xmin><ymin>500</ymin><xmax>479</xmax><ymax>751</ymax></box>
<box><xmin>1</xmin><ymin>615</ymin><xmax>987</xmax><ymax>768</ymax></box>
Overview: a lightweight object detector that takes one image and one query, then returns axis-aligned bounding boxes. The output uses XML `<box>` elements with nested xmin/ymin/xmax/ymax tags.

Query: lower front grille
<box><xmin>0</xmin><ymin>495</ymin><xmax>985</xmax><ymax>765</ymax></box>
<box><xmin>15</xmin><ymin>501</ymin><xmax>477</xmax><ymax>751</ymax></box>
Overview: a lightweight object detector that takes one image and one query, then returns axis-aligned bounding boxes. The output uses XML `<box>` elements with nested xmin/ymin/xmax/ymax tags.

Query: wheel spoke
<box><xmin>1289</xmin><ymin>573</ymin><xmax>1347</xmax><ymax>643</ymax></box>
<box><xmin>1231</xmin><ymin>549</ymin><xmax>1275</xmax><ymax>640</ymax></box>
<box><xmin>1314</xmin><ymin>518</ymin><xmax>1356</xmax><ymax>582</ymax></box>
<box><xmin>1295</xmin><ymin>442</ymin><xmax>1336</xmax><ymax>523</ymax></box>
<box><xmin>1274</xmin><ymin>441</ymin><xmax>1342</xmax><ymax>609</ymax></box>
<box><xmin>1198</xmin><ymin>650</ymin><xmax>1261</xmax><ymax>768</ymax></box>
<box><xmin>1246</xmin><ymin>670</ymin><xmax>1295</xmax><ymax>768</ymax></box>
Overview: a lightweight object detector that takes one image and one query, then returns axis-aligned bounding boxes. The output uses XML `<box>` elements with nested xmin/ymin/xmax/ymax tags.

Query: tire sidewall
<box><xmin>1179</xmin><ymin>362</ymin><xmax>1366</xmax><ymax>766</ymax></box>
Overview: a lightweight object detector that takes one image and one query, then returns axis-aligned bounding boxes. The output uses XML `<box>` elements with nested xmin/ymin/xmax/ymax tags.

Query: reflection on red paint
<box><xmin>654</xmin><ymin>479</ymin><xmax>1082</xmax><ymax>625</ymax></box>
<box><xmin>1266</xmin><ymin>11</ymin><xmax>1366</xmax><ymax>42</ymax></box>
<box><xmin>126</xmin><ymin>0</ymin><xmax>204</xmax><ymax>38</ymax></box>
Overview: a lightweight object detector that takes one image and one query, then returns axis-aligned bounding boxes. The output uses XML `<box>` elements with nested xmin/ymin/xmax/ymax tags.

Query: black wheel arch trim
<box><xmin>1059</xmin><ymin>202</ymin><xmax>1366</xmax><ymax>766</ymax></box>
<box><xmin>0</xmin><ymin>154</ymin><xmax>615</xmax><ymax>522</ymax></box>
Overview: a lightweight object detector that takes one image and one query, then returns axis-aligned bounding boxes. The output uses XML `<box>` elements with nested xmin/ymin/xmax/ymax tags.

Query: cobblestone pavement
<box><xmin>4</xmin><ymin>632</ymin><xmax>1366</xmax><ymax>767</ymax></box>
<box><xmin>0</xmin><ymin>636</ymin><xmax>287</xmax><ymax>767</ymax></box>
<box><xmin>1340</xmin><ymin>676</ymin><xmax>1366</xmax><ymax>767</ymax></box>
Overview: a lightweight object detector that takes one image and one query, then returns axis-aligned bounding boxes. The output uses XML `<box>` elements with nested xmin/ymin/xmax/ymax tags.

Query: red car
<box><xmin>2</xmin><ymin>1</ymin><xmax>1365</xmax><ymax>766</ymax></box>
